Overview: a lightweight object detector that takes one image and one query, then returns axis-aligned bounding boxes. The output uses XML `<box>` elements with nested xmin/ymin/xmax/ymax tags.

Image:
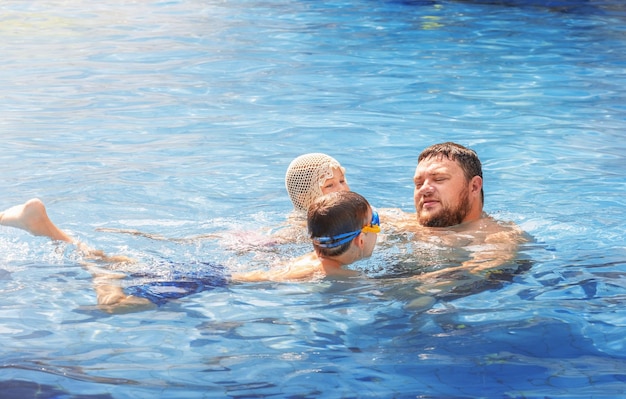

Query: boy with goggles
<box><xmin>91</xmin><ymin>191</ymin><xmax>379</xmax><ymax>307</ymax></box>
<box><xmin>0</xmin><ymin>192</ymin><xmax>379</xmax><ymax>311</ymax></box>
<box><xmin>312</xmin><ymin>209</ymin><xmax>380</xmax><ymax>248</ymax></box>
<box><xmin>232</xmin><ymin>191</ymin><xmax>379</xmax><ymax>282</ymax></box>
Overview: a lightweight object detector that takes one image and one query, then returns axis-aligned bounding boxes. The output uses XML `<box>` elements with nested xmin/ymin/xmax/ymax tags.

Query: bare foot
<box><xmin>0</xmin><ymin>198</ymin><xmax>72</xmax><ymax>242</ymax></box>
<box><xmin>94</xmin><ymin>282</ymin><xmax>156</xmax><ymax>313</ymax></box>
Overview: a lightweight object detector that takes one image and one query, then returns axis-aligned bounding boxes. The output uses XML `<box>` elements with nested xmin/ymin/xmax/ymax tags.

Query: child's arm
<box><xmin>231</xmin><ymin>265</ymin><xmax>320</xmax><ymax>283</ymax></box>
<box><xmin>231</xmin><ymin>253</ymin><xmax>323</xmax><ymax>282</ymax></box>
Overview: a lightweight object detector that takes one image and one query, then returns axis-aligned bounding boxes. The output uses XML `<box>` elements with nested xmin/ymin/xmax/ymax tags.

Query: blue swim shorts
<box><xmin>124</xmin><ymin>262</ymin><xmax>228</xmax><ymax>306</ymax></box>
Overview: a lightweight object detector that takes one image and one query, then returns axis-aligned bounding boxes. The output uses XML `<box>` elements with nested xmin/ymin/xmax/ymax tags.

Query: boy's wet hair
<box><xmin>418</xmin><ymin>142</ymin><xmax>484</xmax><ymax>203</ymax></box>
<box><xmin>307</xmin><ymin>191</ymin><xmax>370</xmax><ymax>257</ymax></box>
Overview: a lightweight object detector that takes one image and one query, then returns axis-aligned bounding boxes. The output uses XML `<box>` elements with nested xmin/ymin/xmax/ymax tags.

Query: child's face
<box><xmin>361</xmin><ymin>207</ymin><xmax>378</xmax><ymax>258</ymax></box>
<box><xmin>320</xmin><ymin>168</ymin><xmax>350</xmax><ymax>195</ymax></box>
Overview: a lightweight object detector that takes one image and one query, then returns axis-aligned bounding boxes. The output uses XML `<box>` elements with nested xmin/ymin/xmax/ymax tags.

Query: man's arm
<box><xmin>459</xmin><ymin>221</ymin><xmax>529</xmax><ymax>273</ymax></box>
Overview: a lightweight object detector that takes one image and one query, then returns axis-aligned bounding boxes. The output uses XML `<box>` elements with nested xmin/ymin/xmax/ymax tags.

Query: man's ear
<box><xmin>470</xmin><ymin>176</ymin><xmax>483</xmax><ymax>196</ymax></box>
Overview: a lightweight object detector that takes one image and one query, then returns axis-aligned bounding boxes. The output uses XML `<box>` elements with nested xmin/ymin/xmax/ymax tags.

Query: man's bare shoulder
<box><xmin>379</xmin><ymin>208</ymin><xmax>418</xmax><ymax>231</ymax></box>
<box><xmin>382</xmin><ymin>211</ymin><xmax>528</xmax><ymax>246</ymax></box>
<box><xmin>467</xmin><ymin>215</ymin><xmax>529</xmax><ymax>245</ymax></box>
<box><xmin>378</xmin><ymin>207</ymin><xmax>414</xmax><ymax>221</ymax></box>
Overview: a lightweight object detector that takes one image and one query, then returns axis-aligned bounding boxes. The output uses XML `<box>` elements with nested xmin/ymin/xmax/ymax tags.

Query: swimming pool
<box><xmin>1</xmin><ymin>0</ymin><xmax>625</xmax><ymax>397</ymax></box>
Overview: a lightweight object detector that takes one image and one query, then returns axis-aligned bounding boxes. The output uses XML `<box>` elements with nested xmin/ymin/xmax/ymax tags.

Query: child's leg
<box><xmin>0</xmin><ymin>198</ymin><xmax>73</xmax><ymax>242</ymax></box>
<box><xmin>93</xmin><ymin>274</ymin><xmax>155</xmax><ymax>313</ymax></box>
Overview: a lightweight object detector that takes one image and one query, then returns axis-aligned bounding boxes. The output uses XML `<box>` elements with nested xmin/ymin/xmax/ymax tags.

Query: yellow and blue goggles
<box><xmin>313</xmin><ymin>209</ymin><xmax>380</xmax><ymax>248</ymax></box>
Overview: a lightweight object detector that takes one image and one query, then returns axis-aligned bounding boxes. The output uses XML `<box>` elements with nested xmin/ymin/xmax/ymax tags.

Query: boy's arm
<box><xmin>231</xmin><ymin>267</ymin><xmax>316</xmax><ymax>283</ymax></box>
<box><xmin>231</xmin><ymin>254</ymin><xmax>322</xmax><ymax>283</ymax></box>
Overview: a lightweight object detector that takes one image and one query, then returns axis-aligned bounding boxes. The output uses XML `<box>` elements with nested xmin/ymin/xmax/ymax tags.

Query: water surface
<box><xmin>1</xmin><ymin>0</ymin><xmax>625</xmax><ymax>397</ymax></box>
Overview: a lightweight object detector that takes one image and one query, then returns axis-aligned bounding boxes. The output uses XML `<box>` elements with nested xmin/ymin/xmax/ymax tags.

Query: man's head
<box><xmin>285</xmin><ymin>153</ymin><xmax>350</xmax><ymax>211</ymax></box>
<box><xmin>308</xmin><ymin>191</ymin><xmax>378</xmax><ymax>259</ymax></box>
<box><xmin>413</xmin><ymin>142</ymin><xmax>484</xmax><ymax>227</ymax></box>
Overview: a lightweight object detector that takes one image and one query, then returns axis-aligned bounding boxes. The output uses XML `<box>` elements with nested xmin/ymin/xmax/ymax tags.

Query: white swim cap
<box><xmin>285</xmin><ymin>153</ymin><xmax>346</xmax><ymax>211</ymax></box>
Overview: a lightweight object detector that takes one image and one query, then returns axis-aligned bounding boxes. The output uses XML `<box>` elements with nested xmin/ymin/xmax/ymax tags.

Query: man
<box><xmin>377</xmin><ymin>142</ymin><xmax>529</xmax><ymax>308</ymax></box>
<box><xmin>413</xmin><ymin>142</ymin><xmax>484</xmax><ymax>228</ymax></box>
<box><xmin>403</xmin><ymin>142</ymin><xmax>528</xmax><ymax>279</ymax></box>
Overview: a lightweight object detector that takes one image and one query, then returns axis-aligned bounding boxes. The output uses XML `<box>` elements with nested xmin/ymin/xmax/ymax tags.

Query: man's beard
<box><xmin>418</xmin><ymin>188</ymin><xmax>471</xmax><ymax>228</ymax></box>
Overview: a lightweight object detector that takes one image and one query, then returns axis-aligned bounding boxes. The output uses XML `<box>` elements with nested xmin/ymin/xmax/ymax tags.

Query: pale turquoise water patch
<box><xmin>1</xmin><ymin>0</ymin><xmax>625</xmax><ymax>397</ymax></box>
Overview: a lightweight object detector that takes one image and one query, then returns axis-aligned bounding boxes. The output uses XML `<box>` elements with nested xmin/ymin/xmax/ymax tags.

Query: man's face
<box><xmin>413</xmin><ymin>157</ymin><xmax>472</xmax><ymax>227</ymax></box>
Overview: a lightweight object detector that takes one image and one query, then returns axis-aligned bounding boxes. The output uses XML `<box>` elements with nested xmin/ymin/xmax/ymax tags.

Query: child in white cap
<box><xmin>285</xmin><ymin>153</ymin><xmax>350</xmax><ymax>212</ymax></box>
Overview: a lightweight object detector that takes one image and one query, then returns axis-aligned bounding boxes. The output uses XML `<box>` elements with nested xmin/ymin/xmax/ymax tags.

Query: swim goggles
<box><xmin>313</xmin><ymin>209</ymin><xmax>380</xmax><ymax>248</ymax></box>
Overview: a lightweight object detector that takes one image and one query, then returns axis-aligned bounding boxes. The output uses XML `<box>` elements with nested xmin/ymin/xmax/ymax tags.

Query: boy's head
<box><xmin>285</xmin><ymin>153</ymin><xmax>349</xmax><ymax>211</ymax></box>
<box><xmin>308</xmin><ymin>191</ymin><xmax>378</xmax><ymax>259</ymax></box>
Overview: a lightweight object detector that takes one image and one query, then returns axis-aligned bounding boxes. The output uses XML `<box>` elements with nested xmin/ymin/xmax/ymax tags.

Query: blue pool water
<box><xmin>1</xmin><ymin>0</ymin><xmax>625</xmax><ymax>397</ymax></box>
